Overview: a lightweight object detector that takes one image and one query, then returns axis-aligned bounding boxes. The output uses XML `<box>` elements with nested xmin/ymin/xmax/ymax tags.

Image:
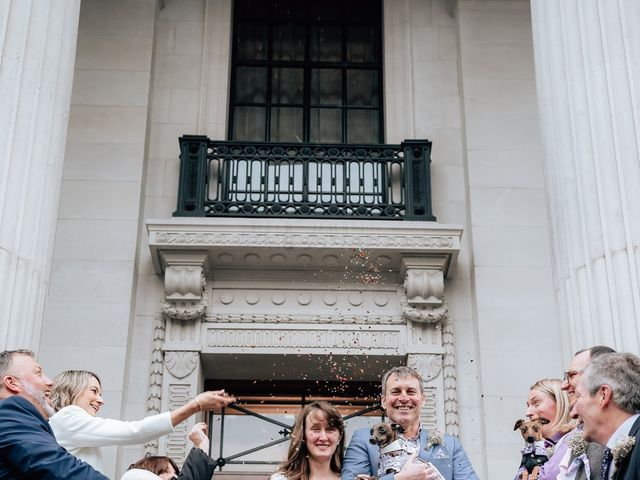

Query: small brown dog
<box><xmin>354</xmin><ymin>422</ymin><xmax>406</xmax><ymax>480</ymax></box>
<box><xmin>513</xmin><ymin>418</ymin><xmax>550</xmax><ymax>480</ymax></box>
<box><xmin>369</xmin><ymin>421</ymin><xmax>405</xmax><ymax>448</ymax></box>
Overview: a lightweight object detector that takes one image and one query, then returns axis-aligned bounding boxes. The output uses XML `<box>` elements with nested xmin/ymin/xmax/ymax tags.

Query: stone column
<box><xmin>531</xmin><ymin>0</ymin><xmax>640</xmax><ymax>353</ymax></box>
<box><xmin>0</xmin><ymin>0</ymin><xmax>81</xmax><ymax>350</ymax></box>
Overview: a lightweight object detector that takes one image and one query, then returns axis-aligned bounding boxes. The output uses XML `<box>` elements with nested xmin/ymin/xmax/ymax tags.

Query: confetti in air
<box><xmin>348</xmin><ymin>248</ymin><xmax>382</xmax><ymax>285</ymax></box>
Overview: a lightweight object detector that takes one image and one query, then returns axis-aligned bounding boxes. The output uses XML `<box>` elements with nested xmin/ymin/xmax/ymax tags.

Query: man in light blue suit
<box><xmin>341</xmin><ymin>366</ymin><xmax>478</xmax><ymax>480</ymax></box>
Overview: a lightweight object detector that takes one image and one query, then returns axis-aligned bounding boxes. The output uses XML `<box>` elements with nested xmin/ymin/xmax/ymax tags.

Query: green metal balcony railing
<box><xmin>174</xmin><ymin>136</ymin><xmax>436</xmax><ymax>221</ymax></box>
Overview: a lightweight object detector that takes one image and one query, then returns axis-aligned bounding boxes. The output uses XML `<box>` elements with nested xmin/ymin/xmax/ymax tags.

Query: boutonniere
<box><xmin>611</xmin><ymin>435</ymin><xmax>636</xmax><ymax>465</ymax></box>
<box><xmin>425</xmin><ymin>429</ymin><xmax>444</xmax><ymax>451</ymax></box>
<box><xmin>568</xmin><ymin>431</ymin><xmax>587</xmax><ymax>457</ymax></box>
<box><xmin>545</xmin><ymin>445</ymin><xmax>556</xmax><ymax>458</ymax></box>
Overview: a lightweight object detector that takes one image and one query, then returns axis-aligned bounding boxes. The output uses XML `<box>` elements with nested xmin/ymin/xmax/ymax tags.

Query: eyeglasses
<box><xmin>563</xmin><ymin>364</ymin><xmax>590</xmax><ymax>382</ymax></box>
<box><xmin>563</xmin><ymin>370</ymin><xmax>580</xmax><ymax>382</ymax></box>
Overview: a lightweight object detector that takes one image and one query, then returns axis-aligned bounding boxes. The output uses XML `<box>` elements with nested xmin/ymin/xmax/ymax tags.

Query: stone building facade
<box><xmin>1</xmin><ymin>0</ymin><xmax>638</xmax><ymax>478</ymax></box>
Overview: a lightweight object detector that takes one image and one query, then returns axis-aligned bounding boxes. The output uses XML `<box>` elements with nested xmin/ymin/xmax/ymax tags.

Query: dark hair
<box><xmin>128</xmin><ymin>455</ymin><xmax>180</xmax><ymax>476</ymax></box>
<box><xmin>574</xmin><ymin>345</ymin><xmax>616</xmax><ymax>360</ymax></box>
<box><xmin>275</xmin><ymin>401</ymin><xmax>345</xmax><ymax>480</ymax></box>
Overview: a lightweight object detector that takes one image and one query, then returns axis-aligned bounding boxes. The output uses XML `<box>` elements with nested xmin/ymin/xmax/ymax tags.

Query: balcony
<box><xmin>147</xmin><ymin>135</ymin><xmax>462</xmax><ymax>353</ymax></box>
<box><xmin>174</xmin><ymin>136</ymin><xmax>436</xmax><ymax>221</ymax></box>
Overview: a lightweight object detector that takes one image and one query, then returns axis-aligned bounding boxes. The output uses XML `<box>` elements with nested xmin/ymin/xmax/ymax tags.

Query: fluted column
<box><xmin>531</xmin><ymin>1</ymin><xmax>640</xmax><ymax>353</ymax></box>
<box><xmin>0</xmin><ymin>0</ymin><xmax>81</xmax><ymax>350</ymax></box>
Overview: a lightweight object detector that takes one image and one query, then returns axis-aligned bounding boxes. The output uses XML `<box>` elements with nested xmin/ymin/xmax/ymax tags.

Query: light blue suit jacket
<box><xmin>341</xmin><ymin>427</ymin><xmax>479</xmax><ymax>480</ymax></box>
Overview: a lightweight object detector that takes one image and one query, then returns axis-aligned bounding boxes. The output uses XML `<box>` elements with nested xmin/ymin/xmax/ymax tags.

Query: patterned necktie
<box><xmin>601</xmin><ymin>447</ymin><xmax>613</xmax><ymax>480</ymax></box>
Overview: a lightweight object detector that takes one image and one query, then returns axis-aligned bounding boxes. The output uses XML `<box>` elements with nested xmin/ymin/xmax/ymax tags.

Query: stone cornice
<box><xmin>147</xmin><ymin>218</ymin><xmax>463</xmax><ymax>275</ymax></box>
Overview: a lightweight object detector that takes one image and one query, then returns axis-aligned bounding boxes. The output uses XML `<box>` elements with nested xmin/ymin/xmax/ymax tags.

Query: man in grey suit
<box><xmin>572</xmin><ymin>352</ymin><xmax>640</xmax><ymax>480</ymax></box>
<box><xmin>341</xmin><ymin>366</ymin><xmax>478</xmax><ymax>480</ymax></box>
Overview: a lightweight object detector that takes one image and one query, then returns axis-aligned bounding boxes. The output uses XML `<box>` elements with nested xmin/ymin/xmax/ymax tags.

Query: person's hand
<box><xmin>424</xmin><ymin>462</ymin><xmax>445</xmax><ymax>480</ymax></box>
<box><xmin>189</xmin><ymin>422</ymin><xmax>210</xmax><ymax>451</ymax></box>
<box><xmin>194</xmin><ymin>389</ymin><xmax>236</xmax><ymax>411</ymax></box>
<box><xmin>394</xmin><ymin>454</ymin><xmax>430</xmax><ymax>480</ymax></box>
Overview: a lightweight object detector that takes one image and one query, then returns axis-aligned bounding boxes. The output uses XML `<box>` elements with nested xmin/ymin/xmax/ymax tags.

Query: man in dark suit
<box><xmin>571</xmin><ymin>352</ymin><xmax>640</xmax><ymax>480</ymax></box>
<box><xmin>0</xmin><ymin>349</ymin><xmax>108</xmax><ymax>479</ymax></box>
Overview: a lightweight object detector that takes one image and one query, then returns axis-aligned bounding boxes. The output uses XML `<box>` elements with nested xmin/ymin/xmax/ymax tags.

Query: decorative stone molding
<box><xmin>145</xmin><ymin>315</ymin><xmax>166</xmax><ymax>455</ymax></box>
<box><xmin>205</xmin><ymin>312</ymin><xmax>403</xmax><ymax>324</ymax></box>
<box><xmin>153</xmin><ymin>231</ymin><xmax>456</xmax><ymax>250</ymax></box>
<box><xmin>402</xmin><ymin>302</ymin><xmax>448</xmax><ymax>324</ymax></box>
<box><xmin>165</xmin><ymin>384</ymin><xmax>191</xmax><ymax>463</ymax></box>
<box><xmin>408</xmin><ymin>354</ymin><xmax>442</xmax><ymax>430</ymax></box>
<box><xmin>165</xmin><ymin>351</ymin><xmax>199</xmax><ymax>379</ymax></box>
<box><xmin>443</xmin><ymin>315</ymin><xmax>459</xmax><ymax>436</ymax></box>
<box><xmin>161</xmin><ymin>300</ymin><xmax>207</xmax><ymax>321</ymax></box>
<box><xmin>158</xmin><ymin>347</ymin><xmax>202</xmax><ymax>465</ymax></box>
<box><xmin>147</xmin><ymin>219</ymin><xmax>463</xmax><ymax>275</ymax></box>
<box><xmin>160</xmin><ymin>252</ymin><xmax>208</xmax><ymax>321</ymax></box>
<box><xmin>401</xmin><ymin>256</ymin><xmax>449</xmax><ymax>323</ymax></box>
<box><xmin>207</xmin><ymin>328</ymin><xmax>400</xmax><ymax>350</ymax></box>
<box><xmin>420</xmin><ymin>387</ymin><xmax>438</xmax><ymax>430</ymax></box>
<box><xmin>407</xmin><ymin>353</ymin><xmax>442</xmax><ymax>381</ymax></box>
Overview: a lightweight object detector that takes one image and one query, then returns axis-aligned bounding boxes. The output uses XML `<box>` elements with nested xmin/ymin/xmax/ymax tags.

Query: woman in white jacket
<box><xmin>49</xmin><ymin>370</ymin><xmax>234</xmax><ymax>474</ymax></box>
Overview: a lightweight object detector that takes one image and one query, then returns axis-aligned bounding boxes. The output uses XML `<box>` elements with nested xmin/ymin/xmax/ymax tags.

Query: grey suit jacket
<box><xmin>341</xmin><ymin>427</ymin><xmax>479</xmax><ymax>480</ymax></box>
<box><xmin>572</xmin><ymin>441</ymin><xmax>605</xmax><ymax>480</ymax></box>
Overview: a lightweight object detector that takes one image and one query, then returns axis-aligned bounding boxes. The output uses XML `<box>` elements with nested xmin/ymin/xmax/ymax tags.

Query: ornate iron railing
<box><xmin>207</xmin><ymin>403</ymin><xmax>383</xmax><ymax>470</ymax></box>
<box><xmin>174</xmin><ymin>136</ymin><xmax>436</xmax><ymax>221</ymax></box>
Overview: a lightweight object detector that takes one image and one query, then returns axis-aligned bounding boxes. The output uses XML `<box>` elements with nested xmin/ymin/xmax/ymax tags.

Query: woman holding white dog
<box><xmin>270</xmin><ymin>401</ymin><xmax>345</xmax><ymax>480</ymax></box>
<box><xmin>49</xmin><ymin>370</ymin><xmax>234</xmax><ymax>475</ymax></box>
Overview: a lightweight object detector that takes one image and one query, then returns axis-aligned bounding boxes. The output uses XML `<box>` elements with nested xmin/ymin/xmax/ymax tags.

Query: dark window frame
<box><xmin>228</xmin><ymin>0</ymin><xmax>385</xmax><ymax>144</ymax></box>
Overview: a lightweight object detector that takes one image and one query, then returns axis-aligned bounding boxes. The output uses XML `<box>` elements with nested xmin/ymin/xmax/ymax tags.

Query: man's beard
<box><xmin>21</xmin><ymin>380</ymin><xmax>55</xmax><ymax>418</ymax></box>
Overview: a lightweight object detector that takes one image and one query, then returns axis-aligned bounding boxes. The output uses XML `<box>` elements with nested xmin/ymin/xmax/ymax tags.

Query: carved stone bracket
<box><xmin>160</xmin><ymin>252</ymin><xmax>208</xmax><ymax>321</ymax></box>
<box><xmin>401</xmin><ymin>256</ymin><xmax>449</xmax><ymax>324</ymax></box>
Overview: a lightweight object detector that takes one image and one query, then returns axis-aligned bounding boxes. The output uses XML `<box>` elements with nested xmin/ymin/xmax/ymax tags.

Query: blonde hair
<box><xmin>530</xmin><ymin>378</ymin><xmax>575</xmax><ymax>435</ymax></box>
<box><xmin>51</xmin><ymin>370</ymin><xmax>101</xmax><ymax>412</ymax></box>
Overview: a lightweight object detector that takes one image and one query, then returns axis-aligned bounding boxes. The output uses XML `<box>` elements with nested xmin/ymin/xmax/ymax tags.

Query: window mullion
<box><xmin>265</xmin><ymin>23</ymin><xmax>273</xmax><ymax>141</ymax></box>
<box><xmin>303</xmin><ymin>16</ymin><xmax>311</xmax><ymax>142</ymax></box>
